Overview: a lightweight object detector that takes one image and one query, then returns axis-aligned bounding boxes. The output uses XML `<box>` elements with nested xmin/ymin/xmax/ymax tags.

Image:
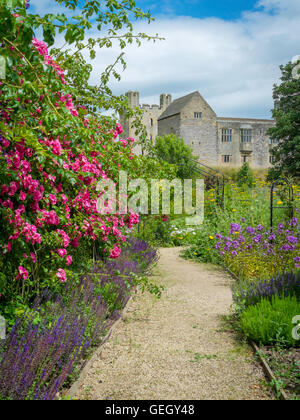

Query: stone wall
<box><xmin>140</xmin><ymin>105</ymin><xmax>161</xmax><ymax>143</ymax></box>
<box><xmin>157</xmin><ymin>114</ymin><xmax>181</xmax><ymax>138</ymax></box>
<box><xmin>217</xmin><ymin>118</ymin><xmax>275</xmax><ymax>169</ymax></box>
<box><xmin>120</xmin><ymin>91</ymin><xmax>172</xmax><ymax>152</ymax></box>
<box><xmin>158</xmin><ymin>92</ymin><xmax>219</xmax><ymax>165</ymax></box>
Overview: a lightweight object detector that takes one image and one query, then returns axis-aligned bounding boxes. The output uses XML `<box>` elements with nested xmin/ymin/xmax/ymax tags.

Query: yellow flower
<box><xmin>232</xmin><ymin>209</ymin><xmax>237</xmax><ymax>212</ymax></box>
<box><xmin>209</xmin><ymin>235</ymin><xmax>214</xmax><ymax>240</ymax></box>
<box><xmin>277</xmin><ymin>201</ymin><xmax>283</xmax><ymax>205</ymax></box>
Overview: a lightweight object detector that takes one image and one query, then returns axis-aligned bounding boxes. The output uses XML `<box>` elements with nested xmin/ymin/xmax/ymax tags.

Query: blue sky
<box><xmin>135</xmin><ymin>0</ymin><xmax>259</xmax><ymax>20</ymax></box>
<box><xmin>31</xmin><ymin>0</ymin><xmax>261</xmax><ymax>19</ymax></box>
<box><xmin>29</xmin><ymin>0</ymin><xmax>300</xmax><ymax>119</ymax></box>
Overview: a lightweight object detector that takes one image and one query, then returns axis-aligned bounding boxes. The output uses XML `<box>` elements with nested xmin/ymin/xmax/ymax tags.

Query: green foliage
<box><xmin>135</xmin><ymin>215</ymin><xmax>173</xmax><ymax>246</ymax></box>
<box><xmin>183</xmin><ymin>225</ymin><xmax>221</xmax><ymax>264</ymax></box>
<box><xmin>0</xmin><ymin>0</ymin><xmax>166</xmax><ymax>321</ymax></box>
<box><xmin>152</xmin><ymin>217</ymin><xmax>173</xmax><ymax>246</ymax></box>
<box><xmin>0</xmin><ymin>0</ymin><xmax>161</xmax><ymax>144</ymax></box>
<box><xmin>130</xmin><ymin>272</ymin><xmax>165</xmax><ymax>299</ymax></box>
<box><xmin>153</xmin><ymin>134</ymin><xmax>197</xmax><ymax>179</ymax></box>
<box><xmin>241</xmin><ymin>296</ymin><xmax>300</xmax><ymax>347</ymax></box>
<box><xmin>132</xmin><ymin>155</ymin><xmax>177</xmax><ymax>181</ymax></box>
<box><xmin>0</xmin><ymin>0</ymin><xmax>158</xmax><ymax>50</ymax></box>
<box><xmin>237</xmin><ymin>163</ymin><xmax>255</xmax><ymax>188</ymax></box>
<box><xmin>94</xmin><ymin>281</ymin><xmax>124</xmax><ymax>312</ymax></box>
<box><xmin>268</xmin><ymin>60</ymin><xmax>300</xmax><ymax>179</ymax></box>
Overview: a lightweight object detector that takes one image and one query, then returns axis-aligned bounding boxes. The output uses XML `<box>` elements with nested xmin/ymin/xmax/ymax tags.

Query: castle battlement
<box><xmin>125</xmin><ymin>91</ymin><xmax>172</xmax><ymax>111</ymax></box>
<box><xmin>140</xmin><ymin>104</ymin><xmax>160</xmax><ymax>110</ymax></box>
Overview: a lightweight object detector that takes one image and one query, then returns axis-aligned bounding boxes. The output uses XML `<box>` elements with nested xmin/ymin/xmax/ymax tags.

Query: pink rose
<box><xmin>71</xmin><ymin>238</ymin><xmax>79</xmax><ymax>248</ymax></box>
<box><xmin>8</xmin><ymin>182</ymin><xmax>18</xmax><ymax>197</ymax></box>
<box><xmin>18</xmin><ymin>266</ymin><xmax>29</xmax><ymax>280</ymax></box>
<box><xmin>20</xmin><ymin>191</ymin><xmax>26</xmax><ymax>201</ymax></box>
<box><xmin>66</xmin><ymin>255</ymin><xmax>73</xmax><ymax>266</ymax></box>
<box><xmin>48</xmin><ymin>194</ymin><xmax>57</xmax><ymax>205</ymax></box>
<box><xmin>61</xmin><ymin>194</ymin><xmax>68</xmax><ymax>204</ymax></box>
<box><xmin>56</xmin><ymin>268</ymin><xmax>67</xmax><ymax>283</ymax></box>
<box><xmin>109</xmin><ymin>244</ymin><xmax>122</xmax><ymax>259</ymax></box>
<box><xmin>57</xmin><ymin>248</ymin><xmax>67</xmax><ymax>258</ymax></box>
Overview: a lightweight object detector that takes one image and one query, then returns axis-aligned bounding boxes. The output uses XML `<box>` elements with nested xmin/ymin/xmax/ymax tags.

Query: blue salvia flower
<box><xmin>0</xmin><ymin>238</ymin><xmax>158</xmax><ymax>400</ymax></box>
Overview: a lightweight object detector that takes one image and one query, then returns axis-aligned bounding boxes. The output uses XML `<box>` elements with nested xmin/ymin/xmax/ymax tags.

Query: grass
<box><xmin>191</xmin><ymin>353</ymin><xmax>218</xmax><ymax>362</ymax></box>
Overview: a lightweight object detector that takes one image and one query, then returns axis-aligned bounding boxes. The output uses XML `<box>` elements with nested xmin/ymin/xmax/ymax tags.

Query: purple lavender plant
<box><xmin>233</xmin><ymin>271</ymin><xmax>300</xmax><ymax>310</ymax></box>
<box><xmin>0</xmin><ymin>238</ymin><xmax>158</xmax><ymax>400</ymax></box>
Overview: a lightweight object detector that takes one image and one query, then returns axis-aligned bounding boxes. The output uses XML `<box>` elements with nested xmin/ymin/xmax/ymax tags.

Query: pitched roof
<box><xmin>217</xmin><ymin>117</ymin><xmax>274</xmax><ymax>123</ymax></box>
<box><xmin>158</xmin><ymin>91</ymin><xmax>205</xmax><ymax>121</ymax></box>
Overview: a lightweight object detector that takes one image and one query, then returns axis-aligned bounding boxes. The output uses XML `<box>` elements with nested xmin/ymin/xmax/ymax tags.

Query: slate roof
<box><xmin>158</xmin><ymin>91</ymin><xmax>200</xmax><ymax>121</ymax></box>
<box><xmin>217</xmin><ymin>117</ymin><xmax>274</xmax><ymax>123</ymax></box>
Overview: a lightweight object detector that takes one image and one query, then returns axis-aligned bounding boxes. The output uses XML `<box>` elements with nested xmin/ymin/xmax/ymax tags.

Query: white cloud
<box><xmin>30</xmin><ymin>1</ymin><xmax>65</xmax><ymax>15</ymax></box>
<box><xmin>256</xmin><ymin>0</ymin><xmax>300</xmax><ymax>15</ymax></box>
<box><xmin>30</xmin><ymin>0</ymin><xmax>300</xmax><ymax>119</ymax></box>
<box><xmin>82</xmin><ymin>0</ymin><xmax>300</xmax><ymax>119</ymax></box>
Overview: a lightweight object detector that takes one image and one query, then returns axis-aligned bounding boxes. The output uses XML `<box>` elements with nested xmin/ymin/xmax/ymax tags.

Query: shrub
<box><xmin>183</xmin><ymin>225</ymin><xmax>221</xmax><ymax>264</ymax></box>
<box><xmin>153</xmin><ymin>134</ymin><xmax>197</xmax><ymax>179</ymax></box>
<box><xmin>237</xmin><ymin>162</ymin><xmax>255</xmax><ymax>188</ymax></box>
<box><xmin>134</xmin><ymin>215</ymin><xmax>174</xmax><ymax>247</ymax></box>
<box><xmin>240</xmin><ymin>296</ymin><xmax>300</xmax><ymax>347</ymax></box>
<box><xmin>0</xmin><ymin>0</ymin><xmax>158</xmax><ymax>313</ymax></box>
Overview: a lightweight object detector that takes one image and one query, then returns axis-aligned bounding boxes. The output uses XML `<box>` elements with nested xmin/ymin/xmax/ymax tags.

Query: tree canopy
<box><xmin>268</xmin><ymin>59</ymin><xmax>300</xmax><ymax>179</ymax></box>
<box><xmin>153</xmin><ymin>134</ymin><xmax>197</xmax><ymax>179</ymax></box>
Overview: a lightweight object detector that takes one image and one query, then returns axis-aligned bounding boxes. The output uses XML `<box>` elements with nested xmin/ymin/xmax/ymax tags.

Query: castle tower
<box><xmin>166</xmin><ymin>94</ymin><xmax>172</xmax><ymax>108</ymax></box>
<box><xmin>120</xmin><ymin>91</ymin><xmax>173</xmax><ymax>155</ymax></box>
<box><xmin>160</xmin><ymin>93</ymin><xmax>172</xmax><ymax>111</ymax></box>
<box><xmin>126</xmin><ymin>91</ymin><xmax>140</xmax><ymax>108</ymax></box>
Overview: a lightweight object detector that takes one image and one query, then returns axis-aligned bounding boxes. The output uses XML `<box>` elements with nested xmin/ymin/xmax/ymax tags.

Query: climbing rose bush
<box><xmin>0</xmin><ymin>10</ymin><xmax>139</xmax><ymax>306</ymax></box>
<box><xmin>216</xmin><ymin>218</ymin><xmax>300</xmax><ymax>281</ymax></box>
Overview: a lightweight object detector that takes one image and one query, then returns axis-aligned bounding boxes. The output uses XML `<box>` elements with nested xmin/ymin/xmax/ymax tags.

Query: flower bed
<box><xmin>216</xmin><ymin>220</ymin><xmax>300</xmax><ymax>397</ymax></box>
<box><xmin>216</xmin><ymin>219</ymin><xmax>300</xmax><ymax>281</ymax></box>
<box><xmin>0</xmin><ymin>239</ymin><xmax>159</xmax><ymax>400</ymax></box>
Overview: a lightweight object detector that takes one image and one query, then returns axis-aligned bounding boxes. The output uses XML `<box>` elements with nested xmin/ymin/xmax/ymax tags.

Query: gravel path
<box><xmin>70</xmin><ymin>247</ymin><xmax>272</xmax><ymax>400</ymax></box>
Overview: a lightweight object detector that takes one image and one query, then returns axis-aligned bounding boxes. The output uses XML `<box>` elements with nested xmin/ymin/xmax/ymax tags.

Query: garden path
<box><xmin>70</xmin><ymin>247</ymin><xmax>272</xmax><ymax>400</ymax></box>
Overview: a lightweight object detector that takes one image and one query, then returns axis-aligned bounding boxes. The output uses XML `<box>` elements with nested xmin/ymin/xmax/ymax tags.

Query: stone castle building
<box><xmin>120</xmin><ymin>90</ymin><xmax>276</xmax><ymax>169</ymax></box>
